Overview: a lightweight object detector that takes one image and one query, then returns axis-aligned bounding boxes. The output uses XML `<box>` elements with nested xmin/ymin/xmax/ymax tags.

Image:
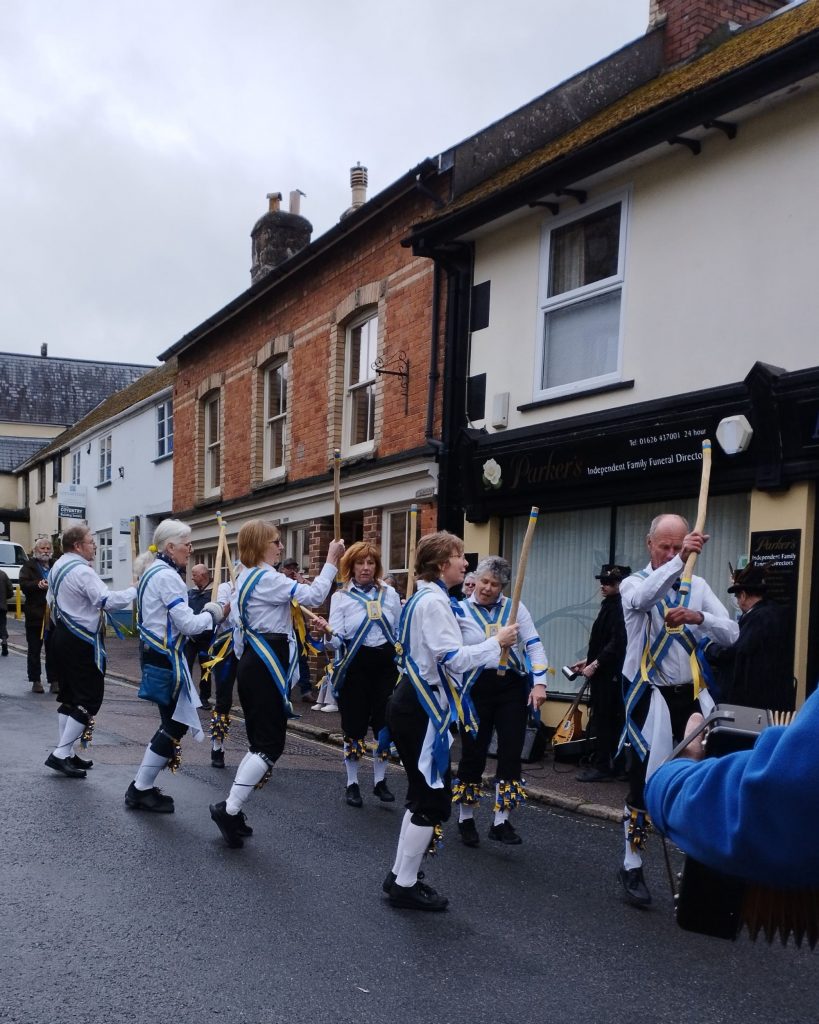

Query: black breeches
<box><xmin>338</xmin><ymin>643</ymin><xmax>396</xmax><ymax>741</ymax></box>
<box><xmin>457</xmin><ymin>670</ymin><xmax>528</xmax><ymax>783</ymax></box>
<box><xmin>213</xmin><ymin>651</ymin><xmax>238</xmax><ymax>714</ymax></box>
<box><xmin>236</xmin><ymin>636</ymin><xmax>290</xmax><ymax>763</ymax></box>
<box><xmin>626</xmin><ymin>683</ymin><xmax>698</xmax><ymax>809</ymax></box>
<box><xmin>51</xmin><ymin>621</ymin><xmax>104</xmax><ymax>719</ymax></box>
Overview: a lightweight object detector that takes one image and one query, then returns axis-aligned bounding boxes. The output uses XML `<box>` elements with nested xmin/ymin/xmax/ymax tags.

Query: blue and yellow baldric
<box><xmin>137</xmin><ymin>562</ymin><xmax>189</xmax><ymax>702</ymax></box>
<box><xmin>620</xmin><ymin>570</ymin><xmax>715</xmax><ymax>761</ymax></box>
<box><xmin>50</xmin><ymin>556</ymin><xmax>109</xmax><ymax>673</ymax></box>
<box><xmin>237</xmin><ymin>567</ymin><xmax>296</xmax><ymax>719</ymax></box>
<box><xmin>201</xmin><ymin>630</ymin><xmax>234</xmax><ymax>682</ymax></box>
<box><xmin>396</xmin><ymin>588</ymin><xmax>463</xmax><ymax>784</ymax></box>
<box><xmin>331</xmin><ymin>586</ymin><xmax>397</xmax><ymax>695</ymax></box>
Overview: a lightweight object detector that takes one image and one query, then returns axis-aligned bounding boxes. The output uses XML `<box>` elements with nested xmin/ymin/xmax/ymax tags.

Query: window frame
<box><xmin>36</xmin><ymin>464</ymin><xmax>46</xmax><ymax>503</ymax></box>
<box><xmin>342</xmin><ymin>309</ymin><xmax>378</xmax><ymax>456</ymax></box>
<box><xmin>382</xmin><ymin>506</ymin><xmax>411</xmax><ymax>593</ymax></box>
<box><xmin>96</xmin><ymin>527</ymin><xmax>113</xmax><ymax>579</ymax></box>
<box><xmin>156</xmin><ymin>399</ymin><xmax>174</xmax><ymax>459</ymax></box>
<box><xmin>533</xmin><ymin>189</ymin><xmax>630</xmax><ymax>403</ymax></box>
<box><xmin>203</xmin><ymin>394</ymin><xmax>221</xmax><ymax>497</ymax></box>
<box><xmin>98</xmin><ymin>435</ymin><xmax>112</xmax><ymax>485</ymax></box>
<box><xmin>71</xmin><ymin>450</ymin><xmax>81</xmax><ymax>486</ymax></box>
<box><xmin>262</xmin><ymin>358</ymin><xmax>288</xmax><ymax>480</ymax></box>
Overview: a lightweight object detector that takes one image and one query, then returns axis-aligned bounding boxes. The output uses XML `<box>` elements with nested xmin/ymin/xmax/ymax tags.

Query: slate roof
<box><xmin>23</xmin><ymin>359</ymin><xmax>177</xmax><ymax>468</ymax></box>
<box><xmin>0</xmin><ymin>437</ymin><xmax>49</xmax><ymax>473</ymax></box>
<box><xmin>0</xmin><ymin>352</ymin><xmax>153</xmax><ymax>428</ymax></box>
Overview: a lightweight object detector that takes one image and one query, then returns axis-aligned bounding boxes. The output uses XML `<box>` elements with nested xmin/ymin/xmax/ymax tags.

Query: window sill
<box><xmin>199</xmin><ymin>492</ymin><xmax>222</xmax><ymax>507</ymax></box>
<box><xmin>153</xmin><ymin>452</ymin><xmax>173</xmax><ymax>465</ymax></box>
<box><xmin>95</xmin><ymin>480</ymin><xmax>112</xmax><ymax>489</ymax></box>
<box><xmin>342</xmin><ymin>442</ymin><xmax>376</xmax><ymax>461</ymax></box>
<box><xmin>518</xmin><ymin>378</ymin><xmax>634</xmax><ymax>412</ymax></box>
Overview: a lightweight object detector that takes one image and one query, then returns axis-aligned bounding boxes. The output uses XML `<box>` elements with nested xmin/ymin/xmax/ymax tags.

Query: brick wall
<box><xmin>650</xmin><ymin>0</ymin><xmax>782</xmax><ymax>64</ymax></box>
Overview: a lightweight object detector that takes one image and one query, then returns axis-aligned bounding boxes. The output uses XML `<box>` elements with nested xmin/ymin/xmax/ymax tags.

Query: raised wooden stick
<box><xmin>332</xmin><ymin>449</ymin><xmax>341</xmax><ymax>540</ymax></box>
<box><xmin>498</xmin><ymin>506</ymin><xmax>539</xmax><ymax>676</ymax></box>
<box><xmin>682</xmin><ymin>439</ymin><xmax>712</xmax><ymax>582</ymax></box>
<box><xmin>210</xmin><ymin>511</ymin><xmax>225</xmax><ymax>601</ymax></box>
<box><xmin>299</xmin><ymin>603</ymin><xmax>334</xmax><ymax>635</ymax></box>
<box><xmin>219</xmin><ymin>512</ymin><xmax>237</xmax><ymax>589</ymax></box>
<box><xmin>405</xmin><ymin>503</ymin><xmax>418</xmax><ymax>598</ymax></box>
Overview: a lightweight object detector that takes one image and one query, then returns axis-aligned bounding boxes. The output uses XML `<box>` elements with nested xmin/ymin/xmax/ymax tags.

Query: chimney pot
<box><xmin>40</xmin><ymin>343</ymin><xmax>48</xmax><ymax>358</ymax></box>
<box><xmin>350</xmin><ymin>163</ymin><xmax>368</xmax><ymax>212</ymax></box>
<box><xmin>289</xmin><ymin>189</ymin><xmax>305</xmax><ymax>216</ymax></box>
<box><xmin>267</xmin><ymin>192</ymin><xmax>282</xmax><ymax>213</ymax></box>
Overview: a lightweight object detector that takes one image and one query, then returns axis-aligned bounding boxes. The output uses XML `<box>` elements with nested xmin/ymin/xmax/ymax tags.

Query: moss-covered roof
<box><xmin>416</xmin><ymin>0</ymin><xmax>819</xmax><ymax>234</ymax></box>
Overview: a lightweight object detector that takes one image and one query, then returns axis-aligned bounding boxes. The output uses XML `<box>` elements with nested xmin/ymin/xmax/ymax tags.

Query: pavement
<box><xmin>3</xmin><ymin>615</ymin><xmax>628</xmax><ymax>823</ymax></box>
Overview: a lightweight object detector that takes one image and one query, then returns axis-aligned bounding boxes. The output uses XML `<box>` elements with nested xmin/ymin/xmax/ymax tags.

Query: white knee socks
<box><xmin>623</xmin><ymin>807</ymin><xmax>642</xmax><ymax>869</ymax></box>
<box><xmin>53</xmin><ymin>716</ymin><xmax>85</xmax><ymax>760</ymax></box>
<box><xmin>395</xmin><ymin>821</ymin><xmax>433</xmax><ymax>888</ymax></box>
<box><xmin>391</xmin><ymin>809</ymin><xmax>413</xmax><ymax>875</ymax></box>
<box><xmin>226</xmin><ymin>752</ymin><xmax>269</xmax><ymax>815</ymax></box>
<box><xmin>373</xmin><ymin>758</ymin><xmax>387</xmax><ymax>786</ymax></box>
<box><xmin>134</xmin><ymin>747</ymin><xmax>170</xmax><ymax>791</ymax></box>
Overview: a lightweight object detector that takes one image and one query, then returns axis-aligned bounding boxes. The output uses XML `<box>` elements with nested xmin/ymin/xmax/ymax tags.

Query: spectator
<box><xmin>19</xmin><ymin>537</ymin><xmax>57</xmax><ymax>693</ymax></box>
<box><xmin>187</xmin><ymin>563</ymin><xmax>215</xmax><ymax>708</ymax></box>
<box><xmin>0</xmin><ymin>566</ymin><xmax>12</xmax><ymax>657</ymax></box>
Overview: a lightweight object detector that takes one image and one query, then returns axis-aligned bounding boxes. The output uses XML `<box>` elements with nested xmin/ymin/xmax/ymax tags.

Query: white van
<box><xmin>0</xmin><ymin>540</ymin><xmax>27</xmax><ymax>606</ymax></box>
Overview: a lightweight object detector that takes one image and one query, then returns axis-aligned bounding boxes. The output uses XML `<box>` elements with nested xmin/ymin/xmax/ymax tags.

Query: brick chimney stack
<box><xmin>250</xmin><ymin>190</ymin><xmax>312</xmax><ymax>283</ymax></box>
<box><xmin>649</xmin><ymin>0</ymin><xmax>784</xmax><ymax>65</ymax></box>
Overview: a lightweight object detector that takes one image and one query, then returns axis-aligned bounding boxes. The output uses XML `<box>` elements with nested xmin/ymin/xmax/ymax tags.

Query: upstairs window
<box><xmin>51</xmin><ymin>455</ymin><xmax>61</xmax><ymax>496</ymax></box>
<box><xmin>204</xmin><ymin>394</ymin><xmax>221</xmax><ymax>496</ymax></box>
<box><xmin>157</xmin><ymin>400</ymin><xmax>174</xmax><ymax>458</ymax></box>
<box><xmin>37</xmin><ymin>464</ymin><xmax>46</xmax><ymax>503</ymax></box>
<box><xmin>71</xmin><ymin>450</ymin><xmax>81</xmax><ymax>485</ymax></box>
<box><xmin>98</xmin><ymin>435</ymin><xmax>112</xmax><ymax>484</ymax></box>
<box><xmin>263</xmin><ymin>359</ymin><xmax>288</xmax><ymax>478</ymax></box>
<box><xmin>344</xmin><ymin>312</ymin><xmax>377</xmax><ymax>452</ymax></box>
<box><xmin>536</xmin><ymin>194</ymin><xmax>628</xmax><ymax>399</ymax></box>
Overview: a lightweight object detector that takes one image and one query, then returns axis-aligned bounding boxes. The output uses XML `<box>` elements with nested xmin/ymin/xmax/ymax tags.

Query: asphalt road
<box><xmin>2</xmin><ymin>650</ymin><xmax>817</xmax><ymax>1024</ymax></box>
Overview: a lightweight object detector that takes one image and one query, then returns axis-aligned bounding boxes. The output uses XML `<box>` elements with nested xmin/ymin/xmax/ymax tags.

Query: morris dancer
<box><xmin>125</xmin><ymin>520</ymin><xmax>226</xmax><ymax>812</ymax></box>
<box><xmin>453</xmin><ymin>556</ymin><xmax>548</xmax><ymax>847</ymax></box>
<box><xmin>383</xmin><ymin>532</ymin><xmax>518</xmax><ymax>911</ymax></box>
<box><xmin>45</xmin><ymin>525</ymin><xmax>137</xmax><ymax>779</ymax></box>
<box><xmin>327</xmin><ymin>542</ymin><xmax>401</xmax><ymax>808</ymax></box>
<box><xmin>209</xmin><ymin>520</ymin><xmax>344</xmax><ymax>848</ymax></box>
<box><xmin>617</xmin><ymin>513</ymin><xmax>737</xmax><ymax>907</ymax></box>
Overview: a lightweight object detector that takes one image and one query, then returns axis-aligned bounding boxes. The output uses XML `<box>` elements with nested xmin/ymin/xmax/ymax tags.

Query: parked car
<box><xmin>0</xmin><ymin>540</ymin><xmax>27</xmax><ymax>607</ymax></box>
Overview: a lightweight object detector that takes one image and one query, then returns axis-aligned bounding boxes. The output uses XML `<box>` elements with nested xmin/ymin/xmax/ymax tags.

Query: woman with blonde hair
<box><xmin>210</xmin><ymin>519</ymin><xmax>344</xmax><ymax>848</ymax></box>
<box><xmin>327</xmin><ymin>541</ymin><xmax>401</xmax><ymax>808</ymax></box>
<box><xmin>383</xmin><ymin>531</ymin><xmax>518</xmax><ymax>911</ymax></box>
<box><xmin>125</xmin><ymin>519</ymin><xmax>227</xmax><ymax>812</ymax></box>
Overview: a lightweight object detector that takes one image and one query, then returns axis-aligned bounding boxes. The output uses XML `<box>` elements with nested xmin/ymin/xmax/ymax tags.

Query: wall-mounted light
<box><xmin>716</xmin><ymin>414</ymin><xmax>754</xmax><ymax>456</ymax></box>
<box><xmin>118</xmin><ymin>466</ymin><xmax>125</xmax><ymax>479</ymax></box>
<box><xmin>86</xmin><ymin>443</ymin><xmax>91</xmax><ymax>455</ymax></box>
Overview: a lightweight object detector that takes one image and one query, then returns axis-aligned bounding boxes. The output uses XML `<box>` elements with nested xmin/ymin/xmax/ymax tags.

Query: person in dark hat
<box><xmin>707</xmin><ymin>564</ymin><xmax>794</xmax><ymax>712</ymax></box>
<box><xmin>571</xmin><ymin>564</ymin><xmax>629</xmax><ymax>782</ymax></box>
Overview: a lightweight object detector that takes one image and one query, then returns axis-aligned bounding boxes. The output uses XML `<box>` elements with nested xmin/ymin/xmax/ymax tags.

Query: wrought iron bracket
<box><xmin>372</xmin><ymin>350</ymin><xmax>410</xmax><ymax>414</ymax></box>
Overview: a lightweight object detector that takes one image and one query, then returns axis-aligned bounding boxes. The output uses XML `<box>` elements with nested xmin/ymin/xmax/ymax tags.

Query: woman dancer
<box><xmin>453</xmin><ymin>556</ymin><xmax>548</xmax><ymax>847</ymax></box>
<box><xmin>210</xmin><ymin>520</ymin><xmax>344</xmax><ymax>848</ymax></box>
<box><xmin>327</xmin><ymin>542</ymin><xmax>401</xmax><ymax>807</ymax></box>
<box><xmin>383</xmin><ymin>532</ymin><xmax>518</xmax><ymax>911</ymax></box>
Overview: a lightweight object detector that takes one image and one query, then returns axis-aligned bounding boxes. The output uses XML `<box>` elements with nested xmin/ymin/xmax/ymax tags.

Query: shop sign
<box><xmin>748</xmin><ymin>528</ymin><xmax>800</xmax><ymax>662</ymax></box>
<box><xmin>57</xmin><ymin>483</ymin><xmax>87</xmax><ymax>520</ymax></box>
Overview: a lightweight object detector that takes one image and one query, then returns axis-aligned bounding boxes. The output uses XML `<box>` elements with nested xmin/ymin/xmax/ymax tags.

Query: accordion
<box><xmin>673</xmin><ymin>704</ymin><xmax>817</xmax><ymax>948</ymax></box>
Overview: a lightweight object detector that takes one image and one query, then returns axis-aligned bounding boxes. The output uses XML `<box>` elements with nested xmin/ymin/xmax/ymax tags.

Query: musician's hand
<box><xmin>678</xmin><ymin>712</ymin><xmax>706</xmax><ymax>761</ymax></box>
<box><xmin>38</xmin><ymin>579</ymin><xmax>48</xmax><ymax>590</ymax></box>
<box><xmin>327</xmin><ymin>539</ymin><xmax>345</xmax><ymax>566</ymax></box>
<box><xmin>581</xmin><ymin>660</ymin><xmax>599</xmax><ymax>678</ymax></box>
<box><xmin>680</xmin><ymin>531</ymin><xmax>709</xmax><ymax>561</ymax></box>
<box><xmin>570</xmin><ymin>659</ymin><xmax>587</xmax><ymax>673</ymax></box>
<box><xmin>665</xmin><ymin>607</ymin><xmax>704</xmax><ymax>628</ymax></box>
<box><xmin>496</xmin><ymin>623</ymin><xmax>519</xmax><ymax>648</ymax></box>
<box><xmin>528</xmin><ymin>683</ymin><xmax>547</xmax><ymax>711</ymax></box>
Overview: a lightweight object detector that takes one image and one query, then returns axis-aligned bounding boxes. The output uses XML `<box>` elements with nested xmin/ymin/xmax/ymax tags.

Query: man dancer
<box><xmin>45</xmin><ymin>525</ymin><xmax>137</xmax><ymax>778</ymax></box>
<box><xmin>19</xmin><ymin>537</ymin><xmax>57</xmax><ymax>693</ymax></box>
<box><xmin>617</xmin><ymin>514</ymin><xmax>737</xmax><ymax>907</ymax></box>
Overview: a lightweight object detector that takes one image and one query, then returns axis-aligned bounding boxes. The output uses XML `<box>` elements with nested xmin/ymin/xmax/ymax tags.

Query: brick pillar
<box><xmin>650</xmin><ymin>0</ymin><xmax>782</xmax><ymax>66</ymax></box>
<box><xmin>362</xmin><ymin>507</ymin><xmax>382</xmax><ymax>548</ymax></box>
<box><xmin>308</xmin><ymin>518</ymin><xmax>335</xmax><ymax>581</ymax></box>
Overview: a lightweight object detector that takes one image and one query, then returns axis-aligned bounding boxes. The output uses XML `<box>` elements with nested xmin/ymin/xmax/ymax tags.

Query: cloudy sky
<box><xmin>0</xmin><ymin>0</ymin><xmax>648</xmax><ymax>366</ymax></box>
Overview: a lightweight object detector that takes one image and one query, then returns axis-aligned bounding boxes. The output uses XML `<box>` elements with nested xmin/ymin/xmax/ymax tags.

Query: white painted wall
<box><xmin>470</xmin><ymin>85</ymin><xmax>819</xmax><ymax>433</ymax></box>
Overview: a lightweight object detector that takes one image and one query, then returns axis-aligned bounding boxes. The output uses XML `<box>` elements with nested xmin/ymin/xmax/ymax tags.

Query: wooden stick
<box><xmin>682</xmin><ymin>439</ymin><xmax>712</xmax><ymax>582</ymax></box>
<box><xmin>220</xmin><ymin>513</ymin><xmax>238</xmax><ymax>589</ymax></box>
<box><xmin>498</xmin><ymin>506</ymin><xmax>539</xmax><ymax>676</ymax></box>
<box><xmin>332</xmin><ymin>449</ymin><xmax>341</xmax><ymax>540</ymax></box>
<box><xmin>129</xmin><ymin>516</ymin><xmax>138</xmax><ymax>629</ymax></box>
<box><xmin>299</xmin><ymin>603</ymin><xmax>334</xmax><ymax>635</ymax></box>
<box><xmin>405</xmin><ymin>503</ymin><xmax>418</xmax><ymax>598</ymax></box>
<box><xmin>210</xmin><ymin>511</ymin><xmax>225</xmax><ymax>602</ymax></box>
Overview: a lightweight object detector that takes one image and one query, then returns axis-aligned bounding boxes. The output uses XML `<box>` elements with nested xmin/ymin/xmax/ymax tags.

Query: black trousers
<box><xmin>213</xmin><ymin>651</ymin><xmax>238</xmax><ymax>715</ymax></box>
<box><xmin>236</xmin><ymin>635</ymin><xmax>290</xmax><ymax>763</ymax></box>
<box><xmin>25</xmin><ymin>616</ymin><xmax>56</xmax><ymax>684</ymax></box>
<box><xmin>626</xmin><ymin>682</ymin><xmax>699</xmax><ymax>809</ymax></box>
<box><xmin>51</xmin><ymin>621</ymin><xmax>104</xmax><ymax>722</ymax></box>
<box><xmin>386</xmin><ymin>677</ymin><xmax>452</xmax><ymax>825</ymax></box>
<box><xmin>587</xmin><ymin>673</ymin><xmax>625</xmax><ymax>771</ymax></box>
<box><xmin>457</xmin><ymin>669</ymin><xmax>528</xmax><ymax>783</ymax></box>
<box><xmin>337</xmin><ymin>643</ymin><xmax>396</xmax><ymax>741</ymax></box>
<box><xmin>141</xmin><ymin>648</ymin><xmax>189</xmax><ymax>752</ymax></box>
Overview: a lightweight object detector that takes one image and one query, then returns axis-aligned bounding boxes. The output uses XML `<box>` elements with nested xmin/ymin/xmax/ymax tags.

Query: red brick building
<box><xmin>161</xmin><ymin>163</ymin><xmax>445</xmax><ymax>588</ymax></box>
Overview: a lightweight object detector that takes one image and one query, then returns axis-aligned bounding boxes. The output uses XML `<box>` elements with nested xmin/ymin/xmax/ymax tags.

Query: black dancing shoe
<box><xmin>211</xmin><ymin>748</ymin><xmax>225</xmax><ymax>769</ymax></box>
<box><xmin>382</xmin><ymin>870</ymin><xmax>442</xmax><ymax>902</ymax></box>
<box><xmin>199</xmin><ymin>699</ymin><xmax>213</xmax><ymax>710</ymax></box>
<box><xmin>372</xmin><ymin>780</ymin><xmax>395</xmax><ymax>802</ymax></box>
<box><xmin>488</xmin><ymin>820</ymin><xmax>522</xmax><ymax>845</ymax></box>
<box><xmin>346</xmin><ymin>783</ymin><xmax>363</xmax><ymax>808</ymax></box>
<box><xmin>209</xmin><ymin>801</ymin><xmax>244</xmax><ymax>849</ymax></box>
<box><xmin>458</xmin><ymin>819</ymin><xmax>481</xmax><ymax>848</ymax></box>
<box><xmin>388</xmin><ymin>880</ymin><xmax>448</xmax><ymax>911</ymax></box>
<box><xmin>68</xmin><ymin>754</ymin><xmax>93</xmax><ymax>770</ymax></box>
<box><xmin>124</xmin><ymin>782</ymin><xmax>174</xmax><ymax>813</ymax></box>
<box><xmin>618</xmin><ymin>866</ymin><xmax>652</xmax><ymax>907</ymax></box>
<box><xmin>235</xmin><ymin>810</ymin><xmax>253</xmax><ymax>838</ymax></box>
<box><xmin>575</xmin><ymin>767</ymin><xmax>614</xmax><ymax>782</ymax></box>
<box><xmin>44</xmin><ymin>753</ymin><xmax>86</xmax><ymax>779</ymax></box>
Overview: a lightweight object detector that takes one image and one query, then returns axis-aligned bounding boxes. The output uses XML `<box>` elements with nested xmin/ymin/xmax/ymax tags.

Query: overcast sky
<box><xmin>0</xmin><ymin>0</ymin><xmax>648</xmax><ymax>366</ymax></box>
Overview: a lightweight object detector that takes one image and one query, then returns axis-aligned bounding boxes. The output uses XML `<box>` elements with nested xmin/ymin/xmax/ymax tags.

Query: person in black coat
<box><xmin>571</xmin><ymin>563</ymin><xmax>628</xmax><ymax>782</ymax></box>
<box><xmin>708</xmin><ymin>564</ymin><xmax>794</xmax><ymax>712</ymax></box>
<box><xmin>19</xmin><ymin>537</ymin><xmax>57</xmax><ymax>693</ymax></box>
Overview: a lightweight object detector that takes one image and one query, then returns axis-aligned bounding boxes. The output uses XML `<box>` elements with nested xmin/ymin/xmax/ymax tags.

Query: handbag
<box><xmin>137</xmin><ymin>662</ymin><xmax>177</xmax><ymax>705</ymax></box>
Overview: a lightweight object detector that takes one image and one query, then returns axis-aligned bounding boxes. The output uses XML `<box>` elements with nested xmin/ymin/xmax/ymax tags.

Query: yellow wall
<box><xmin>748</xmin><ymin>481</ymin><xmax>815</xmax><ymax>705</ymax></box>
<box><xmin>463</xmin><ymin>518</ymin><xmax>501</xmax><ymax>560</ymax></box>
